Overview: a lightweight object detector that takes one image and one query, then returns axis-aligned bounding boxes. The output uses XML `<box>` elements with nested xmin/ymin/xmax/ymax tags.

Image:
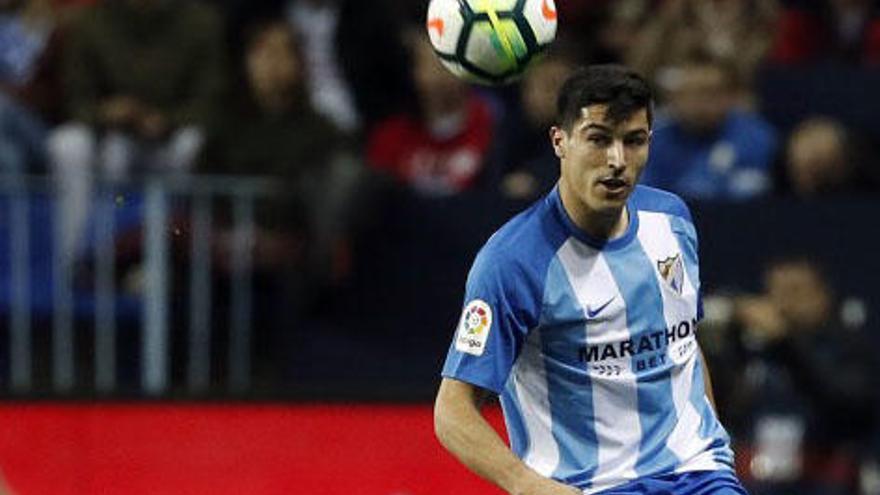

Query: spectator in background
<box><xmin>201</xmin><ymin>19</ymin><xmax>360</xmax><ymax>283</ymax></box>
<box><xmin>591</xmin><ymin>0</ymin><xmax>654</xmax><ymax>64</ymax></box>
<box><xmin>725</xmin><ymin>258</ymin><xmax>877</xmax><ymax>495</ymax></box>
<box><xmin>201</xmin><ymin>19</ymin><xmax>361</xmax><ymax>382</ymax></box>
<box><xmin>286</xmin><ymin>0</ymin><xmax>360</xmax><ymax>133</ymax></box>
<box><xmin>640</xmin><ymin>55</ymin><xmax>779</xmax><ymax>200</ymax></box>
<box><xmin>769</xmin><ymin>0</ymin><xmax>880</xmax><ymax>65</ymax></box>
<box><xmin>628</xmin><ymin>0</ymin><xmax>778</xmax><ymax>90</ymax></box>
<box><xmin>783</xmin><ymin>117</ymin><xmax>878</xmax><ymax>196</ymax></box>
<box><xmin>333</xmin><ymin>0</ymin><xmax>413</xmax><ymax>132</ymax></box>
<box><xmin>48</xmin><ymin>0</ymin><xmax>225</xmax><ymax>258</ymax></box>
<box><xmin>366</xmin><ymin>30</ymin><xmax>497</xmax><ymax>197</ymax></box>
<box><xmin>219</xmin><ymin>0</ymin><xmax>411</xmax><ymax>135</ymax></box>
<box><xmin>498</xmin><ymin>52</ymin><xmax>574</xmax><ymax>200</ymax></box>
<box><xmin>0</xmin><ymin>0</ymin><xmax>57</xmax><ymax>176</ymax></box>
<box><xmin>540</xmin><ymin>0</ymin><xmax>640</xmax><ymax>64</ymax></box>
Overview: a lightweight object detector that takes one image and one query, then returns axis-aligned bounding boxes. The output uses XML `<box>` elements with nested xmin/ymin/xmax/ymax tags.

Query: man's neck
<box><xmin>559</xmin><ymin>181</ymin><xmax>629</xmax><ymax>241</ymax></box>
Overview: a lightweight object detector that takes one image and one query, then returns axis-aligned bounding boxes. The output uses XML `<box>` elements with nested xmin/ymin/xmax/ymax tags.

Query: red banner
<box><xmin>0</xmin><ymin>404</ymin><xmax>507</xmax><ymax>495</ymax></box>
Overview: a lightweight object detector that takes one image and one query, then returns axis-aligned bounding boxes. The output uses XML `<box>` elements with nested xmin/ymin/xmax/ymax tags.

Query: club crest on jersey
<box><xmin>455</xmin><ymin>299</ymin><xmax>492</xmax><ymax>356</ymax></box>
<box><xmin>657</xmin><ymin>254</ymin><xmax>684</xmax><ymax>295</ymax></box>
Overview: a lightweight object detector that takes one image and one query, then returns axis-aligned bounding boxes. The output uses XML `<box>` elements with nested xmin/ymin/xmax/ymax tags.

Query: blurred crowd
<box><xmin>3</xmin><ymin>0</ymin><xmax>879</xmax><ymax>261</ymax></box>
<box><xmin>3</xmin><ymin>0</ymin><xmax>880</xmax><ymax>254</ymax></box>
<box><xmin>1</xmin><ymin>0</ymin><xmax>880</xmax><ymax>493</ymax></box>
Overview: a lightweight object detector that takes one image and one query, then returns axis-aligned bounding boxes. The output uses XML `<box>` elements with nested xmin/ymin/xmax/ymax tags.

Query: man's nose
<box><xmin>607</xmin><ymin>141</ymin><xmax>625</xmax><ymax>169</ymax></box>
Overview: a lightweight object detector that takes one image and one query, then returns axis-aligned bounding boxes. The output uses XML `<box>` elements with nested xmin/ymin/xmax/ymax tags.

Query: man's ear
<box><xmin>550</xmin><ymin>126</ymin><xmax>566</xmax><ymax>159</ymax></box>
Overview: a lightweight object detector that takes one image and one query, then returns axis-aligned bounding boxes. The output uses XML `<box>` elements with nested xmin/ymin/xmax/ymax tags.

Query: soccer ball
<box><xmin>426</xmin><ymin>0</ymin><xmax>557</xmax><ymax>85</ymax></box>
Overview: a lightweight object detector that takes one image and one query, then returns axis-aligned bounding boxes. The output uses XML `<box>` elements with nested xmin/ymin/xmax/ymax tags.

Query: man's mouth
<box><xmin>597</xmin><ymin>177</ymin><xmax>629</xmax><ymax>192</ymax></box>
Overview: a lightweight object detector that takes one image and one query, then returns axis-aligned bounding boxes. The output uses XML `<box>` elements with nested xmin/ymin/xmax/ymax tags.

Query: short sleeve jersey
<box><xmin>442</xmin><ymin>185</ymin><xmax>734</xmax><ymax>493</ymax></box>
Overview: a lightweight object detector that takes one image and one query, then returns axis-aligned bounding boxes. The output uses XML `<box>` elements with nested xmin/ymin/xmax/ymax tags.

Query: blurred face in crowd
<box><xmin>410</xmin><ymin>36</ymin><xmax>469</xmax><ymax>120</ymax></box>
<box><xmin>766</xmin><ymin>262</ymin><xmax>832</xmax><ymax>331</ymax></box>
<box><xmin>597</xmin><ymin>0</ymin><xmax>649</xmax><ymax>59</ymax></box>
<box><xmin>522</xmin><ymin>57</ymin><xmax>572</xmax><ymax>128</ymax></box>
<box><xmin>666</xmin><ymin>62</ymin><xmax>735</xmax><ymax>135</ymax></box>
<box><xmin>246</xmin><ymin>23</ymin><xmax>302</xmax><ymax>109</ymax></box>
<box><xmin>552</xmin><ymin>105</ymin><xmax>651</xmax><ymax>216</ymax></box>
<box><xmin>786</xmin><ymin>119</ymin><xmax>849</xmax><ymax>196</ymax></box>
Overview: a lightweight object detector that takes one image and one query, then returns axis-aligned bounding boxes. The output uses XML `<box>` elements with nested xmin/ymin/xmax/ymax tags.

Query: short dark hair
<box><xmin>556</xmin><ymin>65</ymin><xmax>654</xmax><ymax>130</ymax></box>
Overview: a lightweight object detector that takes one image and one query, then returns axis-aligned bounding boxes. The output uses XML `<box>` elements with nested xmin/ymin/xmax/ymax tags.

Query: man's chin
<box><xmin>590</xmin><ymin>198</ymin><xmax>627</xmax><ymax>216</ymax></box>
<box><xmin>593</xmin><ymin>190</ymin><xmax>631</xmax><ymax>210</ymax></box>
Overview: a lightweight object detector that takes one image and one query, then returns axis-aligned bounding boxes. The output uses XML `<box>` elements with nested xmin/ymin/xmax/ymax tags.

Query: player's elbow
<box><xmin>433</xmin><ymin>389</ymin><xmax>454</xmax><ymax>448</ymax></box>
<box><xmin>435</xmin><ymin>378</ymin><xmax>486</xmax><ymax>450</ymax></box>
<box><xmin>434</xmin><ymin>379</ymin><xmax>465</xmax><ymax>450</ymax></box>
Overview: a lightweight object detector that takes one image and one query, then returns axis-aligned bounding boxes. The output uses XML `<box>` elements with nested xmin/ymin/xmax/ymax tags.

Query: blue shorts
<box><xmin>596</xmin><ymin>470</ymin><xmax>748</xmax><ymax>495</ymax></box>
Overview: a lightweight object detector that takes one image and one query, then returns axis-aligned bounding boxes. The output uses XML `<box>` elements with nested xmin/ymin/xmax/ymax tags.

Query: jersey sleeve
<box><xmin>667</xmin><ymin>200</ymin><xmax>704</xmax><ymax>322</ymax></box>
<box><xmin>441</xmin><ymin>250</ymin><xmax>533</xmax><ymax>395</ymax></box>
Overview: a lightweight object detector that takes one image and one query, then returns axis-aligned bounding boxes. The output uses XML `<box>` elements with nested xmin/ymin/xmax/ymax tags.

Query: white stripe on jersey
<box><xmin>636</xmin><ymin>212</ymin><xmax>719</xmax><ymax>472</ymax></box>
<box><xmin>514</xmin><ymin>329</ymin><xmax>560</xmax><ymax>476</ymax></box>
<box><xmin>557</xmin><ymin>239</ymin><xmax>641</xmax><ymax>490</ymax></box>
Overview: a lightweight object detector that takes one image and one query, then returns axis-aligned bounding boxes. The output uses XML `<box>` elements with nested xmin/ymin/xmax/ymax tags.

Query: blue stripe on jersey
<box><xmin>630</xmin><ymin>185</ymin><xmax>693</xmax><ymax>223</ymax></box>
<box><xmin>543</xmin><ymin>256</ymin><xmax>599</xmax><ymax>487</ymax></box>
<box><xmin>603</xmin><ymin>244</ymin><xmax>680</xmax><ymax>477</ymax></box>
<box><xmin>501</xmin><ymin>378</ymin><xmax>531</xmax><ymax>459</ymax></box>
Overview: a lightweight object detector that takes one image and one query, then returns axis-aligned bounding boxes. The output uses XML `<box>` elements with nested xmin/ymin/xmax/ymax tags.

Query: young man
<box><xmin>434</xmin><ymin>65</ymin><xmax>746</xmax><ymax>495</ymax></box>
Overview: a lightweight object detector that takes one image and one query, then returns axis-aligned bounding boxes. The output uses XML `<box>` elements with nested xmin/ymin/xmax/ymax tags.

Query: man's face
<box><xmin>551</xmin><ymin>104</ymin><xmax>651</xmax><ymax>213</ymax></box>
<box><xmin>787</xmin><ymin>122</ymin><xmax>848</xmax><ymax>195</ymax></box>
<box><xmin>246</xmin><ymin>26</ymin><xmax>301</xmax><ymax>101</ymax></box>
<box><xmin>767</xmin><ymin>263</ymin><xmax>831</xmax><ymax>331</ymax></box>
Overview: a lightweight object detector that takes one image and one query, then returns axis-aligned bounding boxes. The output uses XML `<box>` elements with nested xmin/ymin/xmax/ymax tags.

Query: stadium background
<box><xmin>1</xmin><ymin>0</ymin><xmax>879</xmax><ymax>493</ymax></box>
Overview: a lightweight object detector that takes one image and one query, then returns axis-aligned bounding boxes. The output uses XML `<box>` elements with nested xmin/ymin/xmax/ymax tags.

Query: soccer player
<box><xmin>434</xmin><ymin>65</ymin><xmax>746</xmax><ymax>495</ymax></box>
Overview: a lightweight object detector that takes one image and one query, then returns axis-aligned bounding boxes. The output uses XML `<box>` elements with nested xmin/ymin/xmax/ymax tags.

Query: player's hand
<box><xmin>509</xmin><ymin>470</ymin><xmax>580</xmax><ymax>495</ymax></box>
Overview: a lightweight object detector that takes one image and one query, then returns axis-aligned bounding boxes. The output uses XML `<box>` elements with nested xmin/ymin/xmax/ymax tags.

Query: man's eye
<box><xmin>625</xmin><ymin>136</ymin><xmax>648</xmax><ymax>146</ymax></box>
<box><xmin>588</xmin><ymin>135</ymin><xmax>611</xmax><ymax>145</ymax></box>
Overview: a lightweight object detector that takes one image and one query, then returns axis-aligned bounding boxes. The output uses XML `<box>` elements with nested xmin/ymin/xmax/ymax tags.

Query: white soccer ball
<box><xmin>426</xmin><ymin>0</ymin><xmax>558</xmax><ymax>85</ymax></box>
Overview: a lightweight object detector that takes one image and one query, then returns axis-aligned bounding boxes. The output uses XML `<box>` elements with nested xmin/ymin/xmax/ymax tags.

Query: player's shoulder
<box><xmin>468</xmin><ymin>192</ymin><xmax>565</xmax><ymax>290</ymax></box>
<box><xmin>630</xmin><ymin>184</ymin><xmax>695</xmax><ymax>224</ymax></box>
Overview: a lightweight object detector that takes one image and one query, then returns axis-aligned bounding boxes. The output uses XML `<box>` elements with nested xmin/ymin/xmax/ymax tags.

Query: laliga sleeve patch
<box><xmin>455</xmin><ymin>299</ymin><xmax>493</xmax><ymax>356</ymax></box>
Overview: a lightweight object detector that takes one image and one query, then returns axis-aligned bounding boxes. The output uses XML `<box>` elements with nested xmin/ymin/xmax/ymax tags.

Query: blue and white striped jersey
<box><xmin>442</xmin><ymin>185</ymin><xmax>734</xmax><ymax>493</ymax></box>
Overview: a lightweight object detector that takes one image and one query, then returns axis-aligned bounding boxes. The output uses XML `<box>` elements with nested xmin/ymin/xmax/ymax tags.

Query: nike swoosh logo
<box><xmin>587</xmin><ymin>296</ymin><xmax>615</xmax><ymax>318</ymax></box>
<box><xmin>541</xmin><ymin>0</ymin><xmax>557</xmax><ymax>21</ymax></box>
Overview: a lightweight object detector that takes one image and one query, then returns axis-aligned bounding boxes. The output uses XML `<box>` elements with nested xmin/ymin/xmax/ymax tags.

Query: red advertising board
<box><xmin>0</xmin><ymin>404</ymin><xmax>507</xmax><ymax>495</ymax></box>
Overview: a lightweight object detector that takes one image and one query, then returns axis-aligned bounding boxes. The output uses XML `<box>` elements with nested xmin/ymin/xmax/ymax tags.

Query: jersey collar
<box><xmin>548</xmin><ymin>185</ymin><xmax>640</xmax><ymax>251</ymax></box>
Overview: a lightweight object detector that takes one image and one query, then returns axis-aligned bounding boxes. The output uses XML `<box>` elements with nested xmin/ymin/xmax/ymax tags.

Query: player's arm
<box><xmin>434</xmin><ymin>377</ymin><xmax>579</xmax><ymax>495</ymax></box>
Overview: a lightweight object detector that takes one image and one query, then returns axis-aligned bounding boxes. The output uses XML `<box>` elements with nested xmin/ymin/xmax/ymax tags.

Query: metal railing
<box><xmin>0</xmin><ymin>174</ymin><xmax>280</xmax><ymax>397</ymax></box>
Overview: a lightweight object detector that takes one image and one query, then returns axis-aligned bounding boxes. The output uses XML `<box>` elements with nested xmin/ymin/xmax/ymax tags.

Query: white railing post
<box><xmin>229</xmin><ymin>194</ymin><xmax>254</xmax><ymax>394</ymax></box>
<box><xmin>143</xmin><ymin>180</ymin><xmax>170</xmax><ymax>395</ymax></box>
<box><xmin>188</xmin><ymin>192</ymin><xmax>212</xmax><ymax>393</ymax></box>
<box><xmin>9</xmin><ymin>179</ymin><xmax>31</xmax><ymax>392</ymax></box>
<box><xmin>94</xmin><ymin>190</ymin><xmax>117</xmax><ymax>393</ymax></box>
